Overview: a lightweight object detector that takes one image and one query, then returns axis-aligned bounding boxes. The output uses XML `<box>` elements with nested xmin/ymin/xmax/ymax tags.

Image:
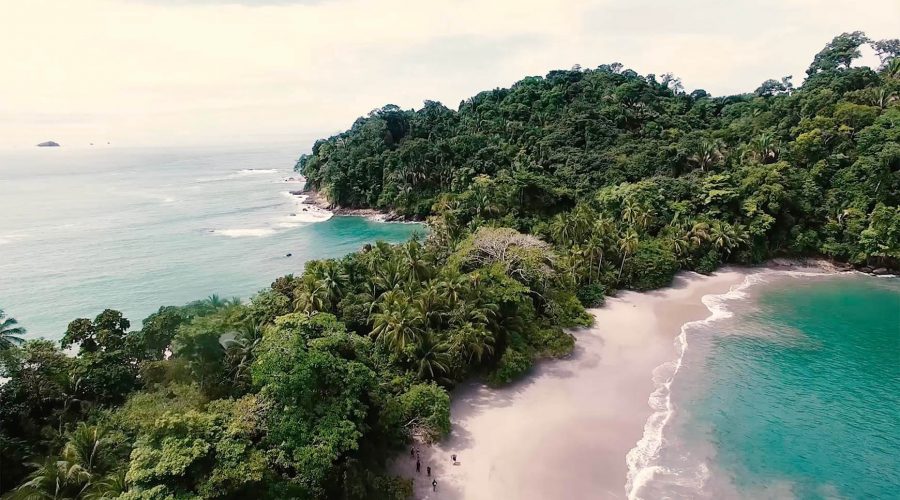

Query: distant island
<box><xmin>36</xmin><ymin>141</ymin><xmax>60</xmax><ymax>147</ymax></box>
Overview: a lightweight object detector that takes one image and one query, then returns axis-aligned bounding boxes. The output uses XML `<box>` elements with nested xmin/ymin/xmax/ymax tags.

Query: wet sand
<box><xmin>391</xmin><ymin>270</ymin><xmax>750</xmax><ymax>499</ymax></box>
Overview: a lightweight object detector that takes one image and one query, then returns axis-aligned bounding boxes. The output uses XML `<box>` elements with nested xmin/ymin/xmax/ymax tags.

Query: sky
<box><xmin>2</xmin><ymin>0</ymin><xmax>898</xmax><ymax>148</ymax></box>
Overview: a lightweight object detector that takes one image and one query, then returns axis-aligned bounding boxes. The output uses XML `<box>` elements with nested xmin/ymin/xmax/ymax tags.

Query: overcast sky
<box><xmin>2</xmin><ymin>0</ymin><xmax>898</xmax><ymax>148</ymax></box>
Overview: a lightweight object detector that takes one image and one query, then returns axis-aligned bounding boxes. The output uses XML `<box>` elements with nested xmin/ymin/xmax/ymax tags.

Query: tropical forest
<box><xmin>1</xmin><ymin>32</ymin><xmax>898</xmax><ymax>499</ymax></box>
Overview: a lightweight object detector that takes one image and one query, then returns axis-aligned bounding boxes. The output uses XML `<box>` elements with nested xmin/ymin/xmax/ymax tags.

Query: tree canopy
<box><xmin>1</xmin><ymin>32</ymin><xmax>898</xmax><ymax>499</ymax></box>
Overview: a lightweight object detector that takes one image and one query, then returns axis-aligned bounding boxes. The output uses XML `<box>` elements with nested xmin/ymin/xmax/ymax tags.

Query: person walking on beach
<box><xmin>416</xmin><ymin>460</ymin><xmax>421</xmax><ymax>473</ymax></box>
<box><xmin>426</xmin><ymin>466</ymin><xmax>431</xmax><ymax>477</ymax></box>
<box><xmin>432</xmin><ymin>479</ymin><xmax>437</xmax><ymax>492</ymax></box>
<box><xmin>451</xmin><ymin>453</ymin><xmax>457</xmax><ymax>464</ymax></box>
<box><xmin>410</xmin><ymin>447</ymin><xmax>414</xmax><ymax>458</ymax></box>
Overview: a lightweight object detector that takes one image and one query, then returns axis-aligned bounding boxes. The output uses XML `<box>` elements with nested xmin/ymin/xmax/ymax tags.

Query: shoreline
<box><xmin>288</xmin><ymin>182</ymin><xmax>422</xmax><ymax>223</ymax></box>
<box><xmin>391</xmin><ymin>269</ymin><xmax>754</xmax><ymax>499</ymax></box>
<box><xmin>391</xmin><ymin>262</ymin><xmax>856</xmax><ymax>499</ymax></box>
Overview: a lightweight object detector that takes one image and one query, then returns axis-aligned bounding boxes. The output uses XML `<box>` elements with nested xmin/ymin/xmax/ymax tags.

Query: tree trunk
<box><xmin>617</xmin><ymin>253</ymin><xmax>628</xmax><ymax>282</ymax></box>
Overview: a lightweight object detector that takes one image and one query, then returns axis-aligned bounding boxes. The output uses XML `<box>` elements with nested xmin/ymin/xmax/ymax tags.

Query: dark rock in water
<box><xmin>37</xmin><ymin>141</ymin><xmax>60</xmax><ymax>147</ymax></box>
<box><xmin>872</xmin><ymin>268</ymin><xmax>889</xmax><ymax>275</ymax></box>
<box><xmin>289</xmin><ymin>190</ymin><xmax>304</xmax><ymax>195</ymax></box>
<box><xmin>286</xmin><ymin>253</ymin><xmax>292</xmax><ymax>257</ymax></box>
<box><xmin>859</xmin><ymin>266</ymin><xmax>873</xmax><ymax>273</ymax></box>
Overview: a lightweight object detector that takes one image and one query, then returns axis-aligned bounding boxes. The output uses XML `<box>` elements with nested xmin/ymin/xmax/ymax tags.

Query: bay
<box><xmin>0</xmin><ymin>144</ymin><xmax>422</xmax><ymax>339</ymax></box>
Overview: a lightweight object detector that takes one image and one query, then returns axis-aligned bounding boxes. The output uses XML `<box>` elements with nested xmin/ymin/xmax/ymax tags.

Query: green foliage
<box><xmin>392</xmin><ymin>383</ymin><xmax>451</xmax><ymax>442</ymax></box>
<box><xmin>576</xmin><ymin>283</ymin><xmax>606</xmax><ymax>307</ymax></box>
<box><xmin>299</xmin><ymin>33</ymin><xmax>898</xmax><ymax>271</ymax></box>
<box><xmin>3</xmin><ymin>33</ymin><xmax>899</xmax><ymax>499</ymax></box>
<box><xmin>251</xmin><ymin>317</ymin><xmax>377</xmax><ymax>497</ymax></box>
<box><xmin>487</xmin><ymin>348</ymin><xmax>533</xmax><ymax>386</ymax></box>
<box><xmin>125</xmin><ymin>395</ymin><xmax>267</xmax><ymax>498</ymax></box>
<box><xmin>527</xmin><ymin>325</ymin><xmax>576</xmax><ymax>358</ymax></box>
<box><xmin>0</xmin><ymin>309</ymin><xmax>26</xmax><ymax>351</ymax></box>
<box><xmin>694</xmin><ymin>249</ymin><xmax>721</xmax><ymax>275</ymax></box>
<box><xmin>622</xmin><ymin>238</ymin><xmax>680</xmax><ymax>291</ymax></box>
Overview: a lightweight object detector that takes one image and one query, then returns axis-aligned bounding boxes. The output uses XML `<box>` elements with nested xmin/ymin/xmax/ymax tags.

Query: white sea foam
<box><xmin>624</xmin><ymin>268</ymin><xmax>849</xmax><ymax>499</ymax></box>
<box><xmin>282</xmin><ymin>191</ymin><xmax>333</xmax><ymax>222</ymax></box>
<box><xmin>212</xmin><ymin>189</ymin><xmax>332</xmax><ymax>237</ymax></box>
<box><xmin>196</xmin><ymin>168</ymin><xmax>281</xmax><ymax>183</ymax></box>
<box><xmin>237</xmin><ymin>168</ymin><xmax>278</xmax><ymax>175</ymax></box>
<box><xmin>0</xmin><ymin>233</ymin><xmax>27</xmax><ymax>246</ymax></box>
<box><xmin>213</xmin><ymin>228</ymin><xmax>277</xmax><ymax>238</ymax></box>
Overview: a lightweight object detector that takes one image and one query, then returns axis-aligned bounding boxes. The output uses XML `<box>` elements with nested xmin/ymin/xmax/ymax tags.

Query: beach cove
<box><xmin>394</xmin><ymin>268</ymin><xmax>899</xmax><ymax>499</ymax></box>
<box><xmin>393</xmin><ymin>270</ymin><xmax>750</xmax><ymax>499</ymax></box>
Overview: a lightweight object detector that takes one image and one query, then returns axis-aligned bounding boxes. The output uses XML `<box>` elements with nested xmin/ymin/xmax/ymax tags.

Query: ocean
<box><xmin>0</xmin><ymin>144</ymin><xmax>422</xmax><ymax>339</ymax></box>
<box><xmin>630</xmin><ymin>272</ymin><xmax>900</xmax><ymax>499</ymax></box>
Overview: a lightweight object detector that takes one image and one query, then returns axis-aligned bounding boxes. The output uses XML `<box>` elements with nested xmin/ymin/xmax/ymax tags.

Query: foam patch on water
<box><xmin>0</xmin><ymin>233</ymin><xmax>27</xmax><ymax>245</ymax></box>
<box><xmin>624</xmin><ymin>268</ymin><xmax>843</xmax><ymax>500</ymax></box>
<box><xmin>197</xmin><ymin>168</ymin><xmax>282</xmax><ymax>183</ymax></box>
<box><xmin>213</xmin><ymin>228</ymin><xmax>277</xmax><ymax>238</ymax></box>
<box><xmin>282</xmin><ymin>191</ymin><xmax>333</xmax><ymax>222</ymax></box>
<box><xmin>237</xmin><ymin>168</ymin><xmax>278</xmax><ymax>175</ymax></box>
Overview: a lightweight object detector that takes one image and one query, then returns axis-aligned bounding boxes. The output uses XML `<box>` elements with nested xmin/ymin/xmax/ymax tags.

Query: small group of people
<box><xmin>411</xmin><ymin>447</ymin><xmax>454</xmax><ymax>492</ymax></box>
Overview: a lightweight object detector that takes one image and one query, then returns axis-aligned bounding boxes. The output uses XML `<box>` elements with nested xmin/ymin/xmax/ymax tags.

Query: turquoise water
<box><xmin>0</xmin><ymin>145</ymin><xmax>422</xmax><ymax>339</ymax></box>
<box><xmin>647</xmin><ymin>275</ymin><xmax>900</xmax><ymax>499</ymax></box>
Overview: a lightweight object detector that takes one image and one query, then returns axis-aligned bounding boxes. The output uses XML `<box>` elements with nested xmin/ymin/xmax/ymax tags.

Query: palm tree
<box><xmin>709</xmin><ymin>221</ymin><xmax>749</xmax><ymax>258</ymax></box>
<box><xmin>0</xmin><ymin>309</ymin><xmax>25</xmax><ymax>350</ymax></box>
<box><xmin>8</xmin><ymin>455</ymin><xmax>92</xmax><ymax>499</ymax></box>
<box><xmin>8</xmin><ymin>423</ymin><xmax>113</xmax><ymax>499</ymax></box>
<box><xmin>372</xmin><ymin>256</ymin><xmax>406</xmax><ymax>293</ymax></box>
<box><xmin>84</xmin><ymin>470</ymin><xmax>127</xmax><ymax>499</ymax></box>
<box><xmin>588</xmin><ymin>215</ymin><xmax>615</xmax><ymax>282</ymax></box>
<box><xmin>413</xmin><ymin>333</ymin><xmax>451</xmax><ymax>381</ymax></box>
<box><xmin>402</xmin><ymin>240</ymin><xmax>432</xmax><ymax>283</ymax></box>
<box><xmin>225</xmin><ymin>317</ymin><xmax>265</xmax><ymax>385</ymax></box>
<box><xmin>549</xmin><ymin>213</ymin><xmax>575</xmax><ymax>245</ymax></box>
<box><xmin>370</xmin><ymin>291</ymin><xmax>423</xmax><ymax>355</ymax></box>
<box><xmin>671</xmin><ymin>230</ymin><xmax>692</xmax><ymax>260</ymax></box>
<box><xmin>689</xmin><ymin>138</ymin><xmax>722</xmax><ymax>171</ymax></box>
<box><xmin>294</xmin><ymin>274</ymin><xmax>329</xmax><ymax>316</ymax></box>
<box><xmin>450</xmin><ymin>323</ymin><xmax>495</xmax><ymax>366</ymax></box>
<box><xmin>62</xmin><ymin>423</ymin><xmax>110</xmax><ymax>476</ymax></box>
<box><xmin>437</xmin><ymin>271</ymin><xmax>467</xmax><ymax>308</ymax></box>
<box><xmin>314</xmin><ymin>260</ymin><xmax>348</xmax><ymax>308</ymax></box>
<box><xmin>744</xmin><ymin>132</ymin><xmax>779</xmax><ymax>164</ymax></box>
<box><xmin>885</xmin><ymin>57</ymin><xmax>900</xmax><ymax>79</ymax></box>
<box><xmin>617</xmin><ymin>229</ymin><xmax>640</xmax><ymax>282</ymax></box>
<box><xmin>414</xmin><ymin>281</ymin><xmax>446</xmax><ymax>330</ymax></box>
<box><xmin>197</xmin><ymin>294</ymin><xmax>228</xmax><ymax>315</ymax></box>
<box><xmin>621</xmin><ymin>198</ymin><xmax>650</xmax><ymax>233</ymax></box>
<box><xmin>689</xmin><ymin>221</ymin><xmax>712</xmax><ymax>248</ymax></box>
<box><xmin>708</xmin><ymin>221</ymin><xmax>728</xmax><ymax>251</ymax></box>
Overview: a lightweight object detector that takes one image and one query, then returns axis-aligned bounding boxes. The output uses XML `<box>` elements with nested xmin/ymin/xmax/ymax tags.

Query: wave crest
<box><xmin>212</xmin><ymin>228</ymin><xmax>277</xmax><ymax>238</ymax></box>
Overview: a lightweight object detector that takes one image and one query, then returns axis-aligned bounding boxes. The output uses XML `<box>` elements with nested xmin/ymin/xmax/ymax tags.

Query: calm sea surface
<box><xmin>639</xmin><ymin>274</ymin><xmax>900</xmax><ymax>499</ymax></box>
<box><xmin>0</xmin><ymin>144</ymin><xmax>421</xmax><ymax>339</ymax></box>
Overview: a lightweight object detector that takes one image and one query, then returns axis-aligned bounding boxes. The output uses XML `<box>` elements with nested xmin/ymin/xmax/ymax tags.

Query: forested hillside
<box><xmin>0</xmin><ymin>32</ymin><xmax>897</xmax><ymax>500</ymax></box>
<box><xmin>300</xmin><ymin>32</ymin><xmax>899</xmax><ymax>278</ymax></box>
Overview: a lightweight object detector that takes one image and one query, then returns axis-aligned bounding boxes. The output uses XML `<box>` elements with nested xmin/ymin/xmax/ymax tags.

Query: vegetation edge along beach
<box><xmin>1</xmin><ymin>32</ymin><xmax>898</xmax><ymax>498</ymax></box>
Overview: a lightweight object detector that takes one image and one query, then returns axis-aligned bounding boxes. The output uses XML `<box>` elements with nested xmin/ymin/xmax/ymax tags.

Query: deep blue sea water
<box><xmin>0</xmin><ymin>144</ymin><xmax>421</xmax><ymax>339</ymax></box>
<box><xmin>634</xmin><ymin>273</ymin><xmax>900</xmax><ymax>499</ymax></box>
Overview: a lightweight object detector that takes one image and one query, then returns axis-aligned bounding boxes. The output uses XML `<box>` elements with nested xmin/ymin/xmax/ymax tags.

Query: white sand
<box><xmin>391</xmin><ymin>270</ymin><xmax>750</xmax><ymax>499</ymax></box>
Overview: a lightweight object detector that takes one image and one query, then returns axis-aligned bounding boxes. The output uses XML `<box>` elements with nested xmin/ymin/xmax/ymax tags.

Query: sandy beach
<box><xmin>392</xmin><ymin>269</ymin><xmax>751</xmax><ymax>499</ymax></box>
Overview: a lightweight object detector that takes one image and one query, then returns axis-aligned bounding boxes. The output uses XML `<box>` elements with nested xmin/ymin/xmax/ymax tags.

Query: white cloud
<box><xmin>1</xmin><ymin>0</ymin><xmax>897</xmax><ymax>148</ymax></box>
